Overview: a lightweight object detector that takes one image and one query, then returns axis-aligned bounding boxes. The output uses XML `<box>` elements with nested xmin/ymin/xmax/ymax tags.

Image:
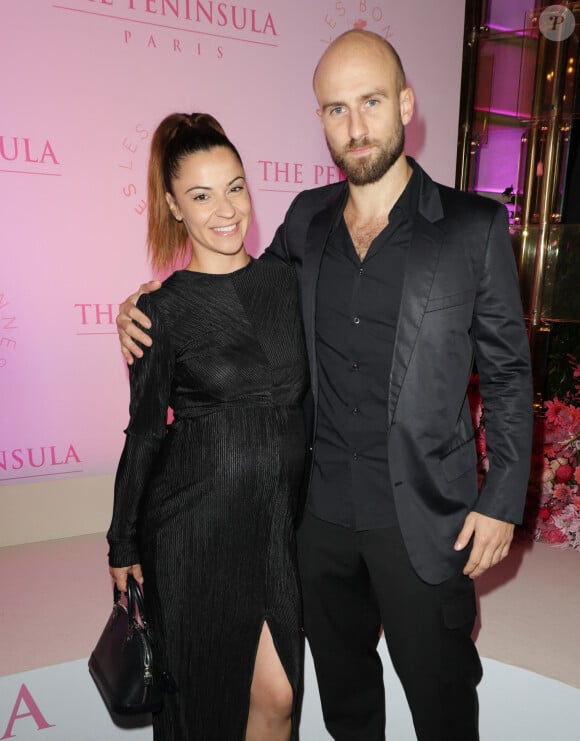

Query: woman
<box><xmin>107</xmin><ymin>112</ymin><xmax>309</xmax><ymax>741</ymax></box>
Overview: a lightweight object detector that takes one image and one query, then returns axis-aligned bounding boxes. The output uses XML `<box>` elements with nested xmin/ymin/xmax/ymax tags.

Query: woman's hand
<box><xmin>116</xmin><ymin>280</ymin><xmax>162</xmax><ymax>364</ymax></box>
<box><xmin>109</xmin><ymin>563</ymin><xmax>144</xmax><ymax>592</ymax></box>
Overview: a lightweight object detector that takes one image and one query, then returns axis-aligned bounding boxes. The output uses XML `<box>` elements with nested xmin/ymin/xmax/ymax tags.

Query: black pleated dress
<box><xmin>107</xmin><ymin>258</ymin><xmax>309</xmax><ymax>740</ymax></box>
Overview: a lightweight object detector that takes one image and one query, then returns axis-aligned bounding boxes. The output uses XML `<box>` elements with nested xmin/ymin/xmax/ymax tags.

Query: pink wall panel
<box><xmin>0</xmin><ymin>0</ymin><xmax>466</xmax><ymax>537</ymax></box>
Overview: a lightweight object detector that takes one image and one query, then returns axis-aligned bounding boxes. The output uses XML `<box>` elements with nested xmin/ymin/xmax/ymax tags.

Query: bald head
<box><xmin>313</xmin><ymin>30</ymin><xmax>406</xmax><ymax>100</ymax></box>
<box><xmin>312</xmin><ymin>29</ymin><xmax>414</xmax><ymax>187</ymax></box>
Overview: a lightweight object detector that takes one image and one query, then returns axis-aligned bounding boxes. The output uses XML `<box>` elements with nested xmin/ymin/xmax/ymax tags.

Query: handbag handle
<box><xmin>113</xmin><ymin>574</ymin><xmax>150</xmax><ymax>629</ymax></box>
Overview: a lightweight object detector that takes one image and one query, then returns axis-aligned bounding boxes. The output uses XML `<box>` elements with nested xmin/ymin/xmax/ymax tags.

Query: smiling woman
<box><xmin>105</xmin><ymin>112</ymin><xmax>309</xmax><ymax>741</ymax></box>
<box><xmin>144</xmin><ymin>112</ymin><xmax>250</xmax><ymax>272</ymax></box>
<box><xmin>164</xmin><ymin>146</ymin><xmax>252</xmax><ymax>273</ymax></box>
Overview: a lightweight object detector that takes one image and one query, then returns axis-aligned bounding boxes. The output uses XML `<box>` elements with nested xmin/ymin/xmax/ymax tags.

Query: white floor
<box><xmin>1</xmin><ymin>535</ymin><xmax>579</xmax><ymax>739</ymax></box>
<box><xmin>1</xmin><ymin>650</ymin><xmax>579</xmax><ymax>740</ymax></box>
<box><xmin>475</xmin><ymin>538</ymin><xmax>580</xmax><ymax>689</ymax></box>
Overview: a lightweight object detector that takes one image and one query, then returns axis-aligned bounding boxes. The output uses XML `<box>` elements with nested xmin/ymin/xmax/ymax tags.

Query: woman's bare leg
<box><xmin>245</xmin><ymin>622</ymin><xmax>293</xmax><ymax>741</ymax></box>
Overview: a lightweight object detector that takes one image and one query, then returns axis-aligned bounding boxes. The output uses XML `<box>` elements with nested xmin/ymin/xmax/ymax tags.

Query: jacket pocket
<box><xmin>425</xmin><ymin>290</ymin><xmax>474</xmax><ymax>313</ymax></box>
<box><xmin>440</xmin><ymin>437</ymin><xmax>476</xmax><ymax>481</ymax></box>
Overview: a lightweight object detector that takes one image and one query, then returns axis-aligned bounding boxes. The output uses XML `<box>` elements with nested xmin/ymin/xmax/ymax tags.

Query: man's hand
<box><xmin>454</xmin><ymin>512</ymin><xmax>514</xmax><ymax>579</ymax></box>
<box><xmin>116</xmin><ymin>280</ymin><xmax>161</xmax><ymax>364</ymax></box>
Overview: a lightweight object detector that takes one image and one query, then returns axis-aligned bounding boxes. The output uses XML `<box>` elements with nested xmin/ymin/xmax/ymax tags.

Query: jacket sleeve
<box><xmin>262</xmin><ymin>191</ymin><xmax>309</xmax><ymax>264</ymax></box>
<box><xmin>470</xmin><ymin>205</ymin><xmax>534</xmax><ymax>523</ymax></box>
<box><xmin>262</xmin><ymin>222</ymin><xmax>293</xmax><ymax>266</ymax></box>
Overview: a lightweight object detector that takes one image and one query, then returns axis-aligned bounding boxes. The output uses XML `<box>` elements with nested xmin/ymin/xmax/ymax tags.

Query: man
<box><xmin>117</xmin><ymin>30</ymin><xmax>533</xmax><ymax>741</ymax></box>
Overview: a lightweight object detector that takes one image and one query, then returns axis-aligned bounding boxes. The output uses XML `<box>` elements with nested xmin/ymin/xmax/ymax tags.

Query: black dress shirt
<box><xmin>308</xmin><ymin>165</ymin><xmax>420</xmax><ymax>530</ymax></box>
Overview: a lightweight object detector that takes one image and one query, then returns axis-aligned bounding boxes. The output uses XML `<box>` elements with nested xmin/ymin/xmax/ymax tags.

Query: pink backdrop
<box><xmin>0</xmin><ymin>0</ymin><xmax>466</xmax><ymax>538</ymax></box>
<box><xmin>4</xmin><ymin>8</ymin><xmax>580</xmax><ymax>741</ymax></box>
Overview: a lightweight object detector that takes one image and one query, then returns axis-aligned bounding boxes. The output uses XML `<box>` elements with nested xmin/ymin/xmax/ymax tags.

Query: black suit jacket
<box><xmin>265</xmin><ymin>160</ymin><xmax>533</xmax><ymax>584</ymax></box>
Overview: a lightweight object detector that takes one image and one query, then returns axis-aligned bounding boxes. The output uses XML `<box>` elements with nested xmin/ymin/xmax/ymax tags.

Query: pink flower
<box><xmin>539</xmin><ymin>506</ymin><xmax>551</xmax><ymax>521</ymax></box>
<box><xmin>543</xmin><ymin>528</ymin><xmax>568</xmax><ymax>544</ymax></box>
<box><xmin>553</xmin><ymin>483</ymin><xmax>571</xmax><ymax>500</ymax></box>
<box><xmin>556</xmin><ymin>464</ymin><xmax>574</xmax><ymax>483</ymax></box>
<box><xmin>559</xmin><ymin>444</ymin><xmax>577</xmax><ymax>459</ymax></box>
<box><xmin>569</xmin><ymin>406</ymin><xmax>580</xmax><ymax>432</ymax></box>
<box><xmin>541</xmin><ymin>459</ymin><xmax>555</xmax><ymax>482</ymax></box>
<box><xmin>544</xmin><ymin>443</ymin><xmax>557</xmax><ymax>458</ymax></box>
<box><xmin>545</xmin><ymin>398</ymin><xmax>568</xmax><ymax>425</ymax></box>
<box><xmin>575</xmin><ymin>466</ymin><xmax>580</xmax><ymax>484</ymax></box>
<box><xmin>545</xmin><ymin>399</ymin><xmax>580</xmax><ymax>438</ymax></box>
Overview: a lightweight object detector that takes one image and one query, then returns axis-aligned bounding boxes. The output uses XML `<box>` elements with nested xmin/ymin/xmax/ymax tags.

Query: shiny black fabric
<box><xmin>107</xmin><ymin>258</ymin><xmax>309</xmax><ymax>740</ymax></box>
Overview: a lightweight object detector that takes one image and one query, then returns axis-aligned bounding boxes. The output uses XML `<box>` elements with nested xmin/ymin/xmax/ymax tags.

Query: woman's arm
<box><xmin>107</xmin><ymin>295</ymin><xmax>174</xmax><ymax>583</ymax></box>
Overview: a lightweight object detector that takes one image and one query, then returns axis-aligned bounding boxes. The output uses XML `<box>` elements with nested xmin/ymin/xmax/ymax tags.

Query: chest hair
<box><xmin>344</xmin><ymin>212</ymin><xmax>390</xmax><ymax>261</ymax></box>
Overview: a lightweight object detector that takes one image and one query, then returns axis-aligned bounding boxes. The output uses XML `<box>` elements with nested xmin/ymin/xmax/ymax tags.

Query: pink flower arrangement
<box><xmin>525</xmin><ymin>354</ymin><xmax>580</xmax><ymax>550</ymax></box>
<box><xmin>526</xmin><ymin>387</ymin><xmax>580</xmax><ymax>550</ymax></box>
<box><xmin>468</xmin><ymin>357</ymin><xmax>580</xmax><ymax>551</ymax></box>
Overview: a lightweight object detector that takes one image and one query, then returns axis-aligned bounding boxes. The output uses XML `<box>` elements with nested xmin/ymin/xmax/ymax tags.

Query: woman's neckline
<box><xmin>178</xmin><ymin>256</ymin><xmax>254</xmax><ymax>277</ymax></box>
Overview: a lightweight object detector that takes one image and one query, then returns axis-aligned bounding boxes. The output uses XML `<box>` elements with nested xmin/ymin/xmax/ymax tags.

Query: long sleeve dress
<box><xmin>107</xmin><ymin>258</ymin><xmax>309</xmax><ymax>740</ymax></box>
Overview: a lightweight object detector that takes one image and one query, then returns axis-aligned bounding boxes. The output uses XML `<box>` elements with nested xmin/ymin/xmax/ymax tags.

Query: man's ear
<box><xmin>400</xmin><ymin>87</ymin><xmax>414</xmax><ymax>126</ymax></box>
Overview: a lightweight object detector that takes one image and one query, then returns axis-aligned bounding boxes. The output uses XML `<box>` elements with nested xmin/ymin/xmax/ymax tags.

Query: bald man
<box><xmin>117</xmin><ymin>31</ymin><xmax>533</xmax><ymax>741</ymax></box>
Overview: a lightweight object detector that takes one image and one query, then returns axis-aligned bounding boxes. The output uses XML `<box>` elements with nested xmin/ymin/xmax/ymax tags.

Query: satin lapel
<box><xmin>388</xmin><ymin>213</ymin><xmax>443</xmax><ymax>427</ymax></box>
<box><xmin>302</xmin><ymin>195</ymin><xmax>346</xmax><ymax>396</ymax></box>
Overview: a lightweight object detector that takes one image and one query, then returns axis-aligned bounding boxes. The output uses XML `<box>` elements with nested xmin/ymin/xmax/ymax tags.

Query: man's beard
<box><xmin>327</xmin><ymin>120</ymin><xmax>405</xmax><ymax>186</ymax></box>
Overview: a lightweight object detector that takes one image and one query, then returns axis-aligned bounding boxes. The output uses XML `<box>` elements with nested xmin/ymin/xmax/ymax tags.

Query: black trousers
<box><xmin>296</xmin><ymin>512</ymin><xmax>482</xmax><ymax>741</ymax></box>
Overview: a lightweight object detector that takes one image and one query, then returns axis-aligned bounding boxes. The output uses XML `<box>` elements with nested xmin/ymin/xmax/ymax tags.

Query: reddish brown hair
<box><xmin>147</xmin><ymin>112</ymin><xmax>242</xmax><ymax>270</ymax></box>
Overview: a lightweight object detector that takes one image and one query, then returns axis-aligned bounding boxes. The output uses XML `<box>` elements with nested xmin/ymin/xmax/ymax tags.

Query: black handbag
<box><xmin>89</xmin><ymin>574</ymin><xmax>163</xmax><ymax>715</ymax></box>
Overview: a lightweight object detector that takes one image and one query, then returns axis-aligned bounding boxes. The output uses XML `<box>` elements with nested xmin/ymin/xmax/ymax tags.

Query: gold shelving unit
<box><xmin>457</xmin><ymin>2</ymin><xmax>580</xmax><ymax>406</ymax></box>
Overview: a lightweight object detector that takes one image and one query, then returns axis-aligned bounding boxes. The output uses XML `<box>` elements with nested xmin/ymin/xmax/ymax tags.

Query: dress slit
<box><xmin>246</xmin><ymin>619</ymin><xmax>297</xmax><ymax>739</ymax></box>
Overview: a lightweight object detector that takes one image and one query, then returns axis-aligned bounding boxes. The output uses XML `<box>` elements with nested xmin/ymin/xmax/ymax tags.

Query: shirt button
<box><xmin>353</xmin><ymin>407</ymin><xmax>360</xmax><ymax>415</ymax></box>
<box><xmin>359</xmin><ymin>267</ymin><xmax>364</xmax><ymax>275</ymax></box>
<box><xmin>353</xmin><ymin>316</ymin><xmax>360</xmax><ymax>325</ymax></box>
<box><xmin>352</xmin><ymin>362</ymin><xmax>359</xmax><ymax>370</ymax></box>
<box><xmin>353</xmin><ymin>451</ymin><xmax>359</xmax><ymax>461</ymax></box>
